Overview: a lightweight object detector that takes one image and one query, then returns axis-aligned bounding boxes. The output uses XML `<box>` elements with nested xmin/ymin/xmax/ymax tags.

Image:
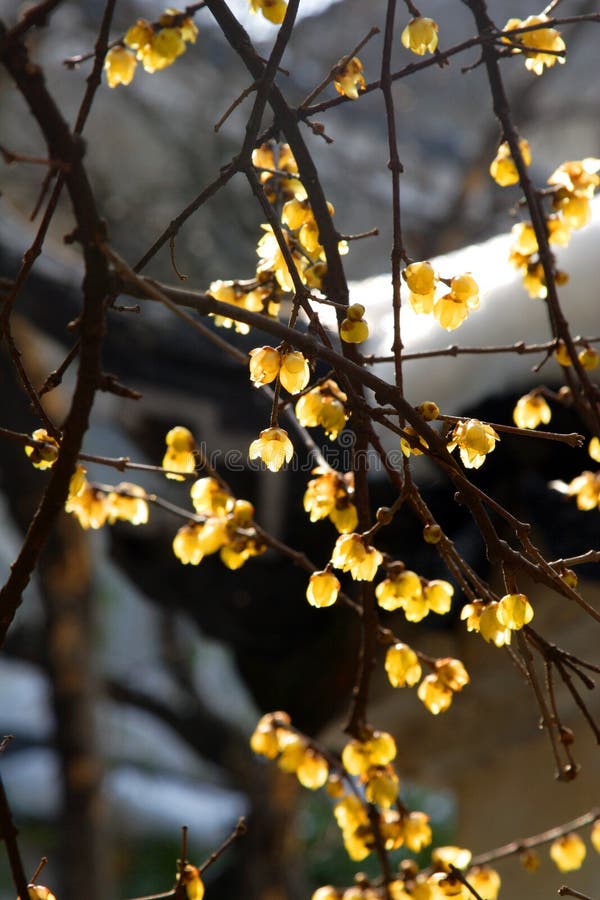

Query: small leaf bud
<box><xmin>423</xmin><ymin>523</ymin><xmax>442</xmax><ymax>544</ymax></box>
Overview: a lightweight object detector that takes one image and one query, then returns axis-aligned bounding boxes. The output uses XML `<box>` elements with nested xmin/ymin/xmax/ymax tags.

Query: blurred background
<box><xmin>1</xmin><ymin>1</ymin><xmax>600</xmax><ymax>899</ymax></box>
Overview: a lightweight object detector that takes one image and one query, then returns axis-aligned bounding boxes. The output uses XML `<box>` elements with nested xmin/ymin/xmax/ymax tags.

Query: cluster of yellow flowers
<box><xmin>385</xmin><ymin>643</ymin><xmax>469</xmax><ymax>715</ymax></box>
<box><xmin>248</xmin><ymin>0</ymin><xmax>288</xmax><ymax>25</ymax></box>
<box><xmin>207</xmin><ymin>143</ymin><xmax>347</xmax><ymax>335</ymax></box>
<box><xmin>172</xmin><ymin>477</ymin><xmax>264</xmax><ymax>570</ymax></box>
<box><xmin>376</xmin><ymin>565</ymin><xmax>453</xmax><ymax>623</ymax></box>
<box><xmin>333</xmin><ymin>57</ymin><xmax>366</xmax><ymax>100</ymax></box>
<box><xmin>249</xmin><ymin>345</ymin><xmax>310</xmax><ymax>393</ymax></box>
<box><xmin>401</xmin><ymin>17</ymin><xmax>439</xmax><ymax>56</ymax></box>
<box><xmin>402</xmin><ymin>262</ymin><xmax>480</xmax><ymax>332</ymax></box>
<box><xmin>313</xmin><ymin>851</ymin><xmax>502</xmax><ymax>900</ymax></box>
<box><xmin>489</xmin><ymin>138</ymin><xmax>531</xmax><ymax>188</ymax></box>
<box><xmin>461</xmin><ymin>593</ymin><xmax>534</xmax><ymax>647</ymax></box>
<box><xmin>250</xmin><ymin>711</ymin><xmax>330</xmax><ymax>788</ymax></box>
<box><xmin>502</xmin><ymin>14</ymin><xmax>565</xmax><ymax>76</ymax></box>
<box><xmin>104</xmin><ymin>9</ymin><xmax>198</xmax><ymax>88</ymax></box>
<box><xmin>295</xmin><ymin>379</ymin><xmax>349</xmax><ymax>440</ymax></box>
<box><xmin>508</xmin><ymin>158</ymin><xmax>600</xmax><ymax>298</ymax></box>
<box><xmin>207</xmin><ymin>278</ymin><xmax>281</xmax><ymax>335</ymax></box>
<box><xmin>65</xmin><ymin>466</ymin><xmax>149</xmax><ymax>530</ymax></box>
<box><xmin>304</xmin><ymin>467</ymin><xmax>357</xmax><ymax>533</ymax></box>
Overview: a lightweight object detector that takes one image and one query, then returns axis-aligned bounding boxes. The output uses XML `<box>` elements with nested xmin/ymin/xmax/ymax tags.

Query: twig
<box><xmin>471</xmin><ymin>808</ymin><xmax>599</xmax><ymax>866</ymax></box>
<box><xmin>0</xmin><ymin>775</ymin><xmax>30</xmax><ymax>900</ymax></box>
<box><xmin>198</xmin><ymin>817</ymin><xmax>247</xmax><ymax>874</ymax></box>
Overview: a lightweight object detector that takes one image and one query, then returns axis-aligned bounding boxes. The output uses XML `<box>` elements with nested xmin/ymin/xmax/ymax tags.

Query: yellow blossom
<box><xmin>466</xmin><ymin>867</ymin><xmax>500</xmax><ymax>900</ymax></box>
<box><xmin>591</xmin><ymin>819</ymin><xmax>600</xmax><ymax>853</ymax></box>
<box><xmin>27</xmin><ymin>887</ymin><xmax>57</xmax><ymax>900</ymax></box>
<box><xmin>547</xmin><ymin>214</ymin><xmax>572</xmax><ymax>247</ymax></box>
<box><xmin>139</xmin><ymin>28</ymin><xmax>186</xmax><ymax>72</ymax></box>
<box><xmin>279</xmin><ymin>350</ymin><xmax>310</xmax><ymax>394</ymax></box>
<box><xmin>334</xmin><ymin>57</ymin><xmax>366</xmax><ymax>100</ymax></box>
<box><xmin>432</xmin><ymin>846</ymin><xmax>473</xmax><ymax>872</ymax></box>
<box><xmin>489</xmin><ymin>139</ymin><xmax>531</xmax><ymax>187</ymax></box>
<box><xmin>376</xmin><ymin>569</ymin><xmax>423</xmax><ymax>616</ymax></box>
<box><xmin>503</xmin><ymin>15</ymin><xmax>566</xmax><ymax>76</ymax></box>
<box><xmin>68</xmin><ymin>464</ymin><xmax>87</xmax><ymax>499</ymax></box>
<box><xmin>403</xmin><ymin>811</ymin><xmax>432</xmax><ymax>852</ymax></box>
<box><xmin>565</xmin><ymin>471</ymin><xmax>600</xmax><ymax>510</ymax></box>
<box><xmin>329</xmin><ymin>501</ymin><xmax>359</xmax><ymax>533</ymax></box>
<box><xmin>385</xmin><ymin>643</ymin><xmax>422</xmax><ymax>687</ymax></box>
<box><xmin>478</xmin><ymin>601</ymin><xmax>512</xmax><ymax>647</ymax></box>
<box><xmin>158</xmin><ymin>10</ymin><xmax>198</xmax><ymax>43</ymax></box>
<box><xmin>25</xmin><ymin>429</ymin><xmax>59</xmax><ymax>470</ymax></box>
<box><xmin>295</xmin><ymin>380</ymin><xmax>348</xmax><ymax>439</ymax></box>
<box><xmin>364</xmin><ymin>765</ymin><xmax>399</xmax><ymax>808</ymax></box>
<box><xmin>550</xmin><ymin>833</ymin><xmax>586</xmax><ymax>872</ymax></box>
<box><xmin>548</xmin><ymin>158</ymin><xmax>600</xmax><ymax>197</ymax></box>
<box><xmin>312</xmin><ymin>888</ymin><xmax>339</xmax><ymax>900</ymax></box>
<box><xmin>424</xmin><ymin>580</ymin><xmax>454</xmax><ymax>615</ymax></box>
<box><xmin>104</xmin><ymin>46</ymin><xmax>137</xmax><ymax>87</ymax></box>
<box><xmin>342</xmin><ymin>732</ymin><xmax>396</xmax><ymax>777</ymax></box>
<box><xmin>257</xmin><ymin>225</ymin><xmax>307</xmax><ymax>292</ymax></box>
<box><xmin>400</xmin><ymin>425</ymin><xmax>428</xmax><ymax>458</ymax></box>
<box><xmin>303</xmin><ymin>468</ymin><xmax>356</xmax><ymax>532</ymax></box>
<box><xmin>172</xmin><ymin>524</ymin><xmax>204</xmax><ymax>565</ymax></box>
<box><xmin>448</xmin><ymin>419</ymin><xmax>499</xmax><ymax>469</ymax></box>
<box><xmin>417</xmin><ymin>674</ymin><xmax>453</xmax><ymax>715</ymax></box>
<box><xmin>190</xmin><ymin>477</ymin><xmax>233</xmax><ymax>516</ymax></box>
<box><xmin>306</xmin><ymin>570</ymin><xmax>340</xmax><ymax>608</ymax></box>
<box><xmin>578</xmin><ymin>346</ymin><xmax>599</xmax><ymax>370</ymax></box>
<box><xmin>401</xmin><ymin>17</ymin><xmax>439</xmax><ymax>56</ymax></box>
<box><xmin>556</xmin><ymin>194</ymin><xmax>592</xmax><ymax>229</ymax></box>
<box><xmin>248</xmin><ymin>0</ymin><xmax>288</xmax><ymax>25</ymax></box>
<box><xmin>124</xmin><ymin>18</ymin><xmax>154</xmax><ymax>51</ymax></box>
<box><xmin>513</xmin><ymin>392</ymin><xmax>551</xmax><ymax>429</ymax></box>
<box><xmin>340</xmin><ymin>315</ymin><xmax>369</xmax><ymax>343</ymax></box>
<box><xmin>106</xmin><ymin>484</ymin><xmax>149</xmax><ymax>525</ymax></box>
<box><xmin>403</xmin><ymin>260</ymin><xmax>437</xmax><ymax>314</ymax></box>
<box><xmin>163</xmin><ymin>426</ymin><xmax>196</xmax><ymax>480</ymax></box>
<box><xmin>496</xmin><ymin>592</ymin><xmax>534</xmax><ymax>630</ymax></box>
<box><xmin>249</xmin><ymin>346</ymin><xmax>281</xmax><ymax>386</ymax></box>
<box><xmin>589</xmin><ymin>437</ymin><xmax>600</xmax><ymax>463</ymax></box>
<box><xmin>434</xmin><ymin>274</ymin><xmax>479</xmax><ymax>331</ymax></box>
<box><xmin>331</xmin><ymin>533</ymin><xmax>382</xmax><ymax>581</ymax></box>
<box><xmin>460</xmin><ymin>599</ymin><xmax>485</xmax><ymax>633</ymax></box>
<box><xmin>435</xmin><ymin>658</ymin><xmax>469</xmax><ymax>693</ymax></box>
<box><xmin>252</xmin><ymin>142</ymin><xmax>305</xmax><ymax>201</ymax></box>
<box><xmin>555</xmin><ymin>340</ymin><xmax>574</xmax><ymax>366</ymax></box>
<box><xmin>250</xmin><ymin>710</ymin><xmax>290</xmax><ymax>758</ymax></box>
<box><xmin>296</xmin><ymin>747</ymin><xmax>329</xmax><ymax>789</ymax></box>
<box><xmin>179</xmin><ymin>864</ymin><xmax>204</xmax><ymax>900</ymax></box>
<box><xmin>510</xmin><ymin>221</ymin><xmax>538</xmax><ymax>257</ymax></box>
<box><xmin>249</xmin><ymin>426</ymin><xmax>294</xmax><ymax>472</ymax></box>
<box><xmin>65</xmin><ymin>482</ymin><xmax>109</xmax><ymax>530</ymax></box>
